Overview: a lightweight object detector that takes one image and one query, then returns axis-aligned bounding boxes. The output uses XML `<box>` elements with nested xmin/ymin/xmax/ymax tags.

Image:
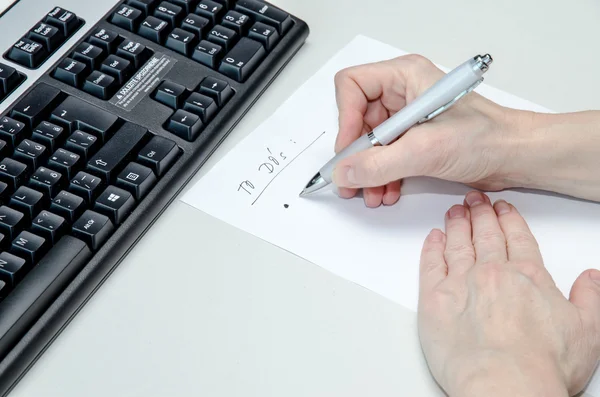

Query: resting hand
<box><xmin>418</xmin><ymin>191</ymin><xmax>600</xmax><ymax>396</ymax></box>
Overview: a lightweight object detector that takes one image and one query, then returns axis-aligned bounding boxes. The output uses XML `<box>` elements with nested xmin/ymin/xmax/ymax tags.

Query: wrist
<box><xmin>447</xmin><ymin>351</ymin><xmax>569</xmax><ymax>397</ymax></box>
<box><xmin>498</xmin><ymin>109</ymin><xmax>600</xmax><ymax>201</ymax></box>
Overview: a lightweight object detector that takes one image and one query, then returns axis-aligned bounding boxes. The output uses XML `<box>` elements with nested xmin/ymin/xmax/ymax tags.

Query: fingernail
<box><xmin>589</xmin><ymin>270</ymin><xmax>600</xmax><ymax>284</ymax></box>
<box><xmin>494</xmin><ymin>200</ymin><xmax>511</xmax><ymax>215</ymax></box>
<box><xmin>448</xmin><ymin>205</ymin><xmax>465</xmax><ymax>219</ymax></box>
<box><xmin>465</xmin><ymin>191</ymin><xmax>485</xmax><ymax>207</ymax></box>
<box><xmin>429</xmin><ymin>229</ymin><xmax>444</xmax><ymax>242</ymax></box>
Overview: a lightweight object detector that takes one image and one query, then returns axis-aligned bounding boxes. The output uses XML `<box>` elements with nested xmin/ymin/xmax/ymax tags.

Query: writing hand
<box><xmin>418</xmin><ymin>191</ymin><xmax>600</xmax><ymax>396</ymax></box>
<box><xmin>331</xmin><ymin>54</ymin><xmax>527</xmax><ymax>207</ymax></box>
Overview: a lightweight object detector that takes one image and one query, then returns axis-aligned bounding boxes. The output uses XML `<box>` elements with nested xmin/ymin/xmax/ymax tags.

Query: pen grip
<box><xmin>319</xmin><ymin>134</ymin><xmax>373</xmax><ymax>183</ymax></box>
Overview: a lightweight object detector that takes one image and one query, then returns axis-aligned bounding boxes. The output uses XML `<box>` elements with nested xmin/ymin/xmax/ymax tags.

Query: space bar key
<box><xmin>0</xmin><ymin>236</ymin><xmax>92</xmax><ymax>359</ymax></box>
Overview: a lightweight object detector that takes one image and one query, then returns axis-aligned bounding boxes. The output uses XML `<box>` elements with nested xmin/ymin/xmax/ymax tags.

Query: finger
<box><xmin>337</xmin><ymin>187</ymin><xmax>358</xmax><ymax>199</ymax></box>
<box><xmin>465</xmin><ymin>191</ymin><xmax>507</xmax><ymax>264</ymax></box>
<box><xmin>569</xmin><ymin>269</ymin><xmax>600</xmax><ymax>340</ymax></box>
<box><xmin>419</xmin><ymin>229</ymin><xmax>448</xmax><ymax>296</ymax></box>
<box><xmin>444</xmin><ymin>204</ymin><xmax>476</xmax><ymax>276</ymax></box>
<box><xmin>493</xmin><ymin>200</ymin><xmax>543</xmax><ymax>263</ymax></box>
<box><xmin>363</xmin><ymin>186</ymin><xmax>385</xmax><ymax>208</ymax></box>
<box><xmin>334</xmin><ymin>62</ymin><xmax>407</xmax><ymax>153</ymax></box>
<box><xmin>383</xmin><ymin>181</ymin><xmax>401</xmax><ymax>206</ymax></box>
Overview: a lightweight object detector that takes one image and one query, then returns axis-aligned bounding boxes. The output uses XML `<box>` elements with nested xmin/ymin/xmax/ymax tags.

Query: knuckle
<box><xmin>402</xmin><ymin>53</ymin><xmax>431</xmax><ymax>68</ymax></box>
<box><xmin>506</xmin><ymin>230</ymin><xmax>538</xmax><ymax>248</ymax></box>
<box><xmin>516</xmin><ymin>261</ymin><xmax>546</xmax><ymax>284</ymax></box>
<box><xmin>473</xmin><ymin>228</ymin><xmax>505</xmax><ymax>247</ymax></box>
<box><xmin>444</xmin><ymin>243</ymin><xmax>475</xmax><ymax>261</ymax></box>
<box><xmin>360</xmin><ymin>152</ymin><xmax>389</xmax><ymax>184</ymax></box>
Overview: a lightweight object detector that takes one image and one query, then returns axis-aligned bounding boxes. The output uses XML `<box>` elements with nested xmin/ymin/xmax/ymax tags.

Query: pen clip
<box><xmin>418</xmin><ymin>78</ymin><xmax>484</xmax><ymax>124</ymax></box>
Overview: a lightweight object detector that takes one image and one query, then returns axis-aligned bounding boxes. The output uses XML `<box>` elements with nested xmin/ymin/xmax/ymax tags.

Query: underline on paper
<box><xmin>251</xmin><ymin>131</ymin><xmax>327</xmax><ymax>206</ymax></box>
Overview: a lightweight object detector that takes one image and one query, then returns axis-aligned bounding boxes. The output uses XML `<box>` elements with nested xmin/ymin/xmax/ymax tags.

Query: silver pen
<box><xmin>299</xmin><ymin>53</ymin><xmax>494</xmax><ymax>196</ymax></box>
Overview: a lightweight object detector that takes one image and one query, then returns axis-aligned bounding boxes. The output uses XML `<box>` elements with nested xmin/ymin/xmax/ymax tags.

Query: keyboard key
<box><xmin>221</xmin><ymin>10</ymin><xmax>252</xmax><ymax>35</ymax></box>
<box><xmin>166</xmin><ymin>109</ymin><xmax>203</xmax><ymax>141</ymax></box>
<box><xmin>0</xmin><ymin>64</ymin><xmax>23</xmax><ymax>98</ymax></box>
<box><xmin>72</xmin><ymin>210</ymin><xmax>114</xmax><ymax>250</ymax></box>
<box><xmin>0</xmin><ymin>206</ymin><xmax>25</xmax><ymax>240</ymax></box>
<box><xmin>196</xmin><ymin>0</ymin><xmax>224</xmax><ymax>25</ymax></box>
<box><xmin>207</xmin><ymin>25</ymin><xmax>237</xmax><ymax>51</ymax></box>
<box><xmin>111</xmin><ymin>5</ymin><xmax>144</xmax><ymax>31</ymax></box>
<box><xmin>9</xmin><ymin>186</ymin><xmax>46</xmax><ymax>221</ymax></box>
<box><xmin>88</xmin><ymin>28</ymin><xmax>121</xmax><ymax>53</ymax></box>
<box><xmin>191</xmin><ymin>40</ymin><xmax>223</xmax><ymax>69</ymax></box>
<box><xmin>31</xmin><ymin>211</ymin><xmax>66</xmax><ymax>245</ymax></box>
<box><xmin>154</xmin><ymin>1</ymin><xmax>184</xmax><ymax>26</ymax></box>
<box><xmin>50</xmin><ymin>96</ymin><xmax>119</xmax><ymax>140</ymax></box>
<box><xmin>0</xmin><ymin>252</ymin><xmax>27</xmax><ymax>286</ymax></box>
<box><xmin>183</xmin><ymin>92</ymin><xmax>217</xmax><ymax>123</ymax></box>
<box><xmin>116</xmin><ymin>163</ymin><xmax>157</xmax><ymax>200</ymax></box>
<box><xmin>69</xmin><ymin>171</ymin><xmax>104</xmax><ymax>203</ymax></box>
<box><xmin>137</xmin><ymin>136</ymin><xmax>179</xmax><ymax>176</ymax></box>
<box><xmin>153</xmin><ymin>80</ymin><xmax>187</xmax><ymax>109</ymax></box>
<box><xmin>10</xmin><ymin>83</ymin><xmax>62</xmax><ymax>129</ymax></box>
<box><xmin>165</xmin><ymin>28</ymin><xmax>198</xmax><ymax>56</ymax></box>
<box><xmin>126</xmin><ymin>0</ymin><xmax>159</xmax><ymax>16</ymax></box>
<box><xmin>198</xmin><ymin>76</ymin><xmax>233</xmax><ymax>106</ymax></box>
<box><xmin>100</xmin><ymin>55</ymin><xmax>134</xmax><ymax>85</ymax></box>
<box><xmin>116</xmin><ymin>41</ymin><xmax>151</xmax><ymax>68</ymax></box>
<box><xmin>0</xmin><ymin>117</ymin><xmax>26</xmax><ymax>150</ymax></box>
<box><xmin>219</xmin><ymin>37</ymin><xmax>266</xmax><ymax>82</ymax></box>
<box><xmin>181</xmin><ymin>13</ymin><xmax>210</xmax><ymax>37</ymax></box>
<box><xmin>14</xmin><ymin>139</ymin><xmax>48</xmax><ymax>169</ymax></box>
<box><xmin>87</xmin><ymin>123</ymin><xmax>149</xmax><ymax>181</ymax></box>
<box><xmin>7</xmin><ymin>38</ymin><xmax>48</xmax><ymax>69</ymax></box>
<box><xmin>72</xmin><ymin>42</ymin><xmax>106</xmax><ymax>70</ymax></box>
<box><xmin>64</xmin><ymin>130</ymin><xmax>100</xmax><ymax>161</ymax></box>
<box><xmin>248</xmin><ymin>22</ymin><xmax>280</xmax><ymax>51</ymax></box>
<box><xmin>50</xmin><ymin>191</ymin><xmax>85</xmax><ymax>223</ymax></box>
<box><xmin>11</xmin><ymin>231</ymin><xmax>49</xmax><ymax>265</ymax></box>
<box><xmin>53</xmin><ymin>58</ymin><xmax>89</xmax><ymax>87</ymax></box>
<box><xmin>44</xmin><ymin>7</ymin><xmax>80</xmax><ymax>36</ymax></box>
<box><xmin>83</xmin><ymin>71</ymin><xmax>118</xmax><ymax>100</ymax></box>
<box><xmin>235</xmin><ymin>0</ymin><xmax>293</xmax><ymax>35</ymax></box>
<box><xmin>0</xmin><ymin>159</ymin><xmax>28</xmax><ymax>192</ymax></box>
<box><xmin>0</xmin><ymin>182</ymin><xmax>8</xmax><ymax>205</ymax></box>
<box><xmin>169</xmin><ymin>0</ymin><xmax>199</xmax><ymax>13</ymax></box>
<box><xmin>138</xmin><ymin>16</ymin><xmax>170</xmax><ymax>44</ymax></box>
<box><xmin>48</xmin><ymin>149</ymin><xmax>82</xmax><ymax>180</ymax></box>
<box><xmin>31</xmin><ymin>121</ymin><xmax>66</xmax><ymax>152</ymax></box>
<box><xmin>94</xmin><ymin>186</ymin><xmax>135</xmax><ymax>225</ymax></box>
<box><xmin>28</xmin><ymin>22</ymin><xmax>64</xmax><ymax>52</ymax></box>
<box><xmin>28</xmin><ymin>167</ymin><xmax>64</xmax><ymax>197</ymax></box>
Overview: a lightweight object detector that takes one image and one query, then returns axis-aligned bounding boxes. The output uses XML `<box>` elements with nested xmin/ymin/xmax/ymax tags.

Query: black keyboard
<box><xmin>0</xmin><ymin>0</ymin><xmax>308</xmax><ymax>394</ymax></box>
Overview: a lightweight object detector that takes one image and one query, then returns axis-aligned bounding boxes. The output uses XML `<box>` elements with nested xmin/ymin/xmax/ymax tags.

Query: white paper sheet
<box><xmin>181</xmin><ymin>34</ymin><xmax>600</xmax><ymax>392</ymax></box>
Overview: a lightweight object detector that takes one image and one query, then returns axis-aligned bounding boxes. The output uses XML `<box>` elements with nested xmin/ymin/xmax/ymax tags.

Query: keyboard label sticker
<box><xmin>109</xmin><ymin>53</ymin><xmax>176</xmax><ymax>111</ymax></box>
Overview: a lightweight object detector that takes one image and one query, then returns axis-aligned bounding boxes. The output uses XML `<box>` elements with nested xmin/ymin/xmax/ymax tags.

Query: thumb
<box><xmin>569</xmin><ymin>269</ymin><xmax>600</xmax><ymax>326</ymax></box>
<box><xmin>331</xmin><ymin>141</ymin><xmax>422</xmax><ymax>188</ymax></box>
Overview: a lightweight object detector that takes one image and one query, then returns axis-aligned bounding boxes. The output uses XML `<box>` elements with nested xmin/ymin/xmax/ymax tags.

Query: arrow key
<box><xmin>153</xmin><ymin>80</ymin><xmax>187</xmax><ymax>109</ymax></box>
<box><xmin>197</xmin><ymin>76</ymin><xmax>233</xmax><ymax>107</ymax></box>
<box><xmin>31</xmin><ymin>210</ymin><xmax>67</xmax><ymax>245</ymax></box>
<box><xmin>166</xmin><ymin>109</ymin><xmax>203</xmax><ymax>141</ymax></box>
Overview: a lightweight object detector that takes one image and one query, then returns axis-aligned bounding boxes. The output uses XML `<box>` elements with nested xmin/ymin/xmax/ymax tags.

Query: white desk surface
<box><xmin>10</xmin><ymin>0</ymin><xmax>600</xmax><ymax>396</ymax></box>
